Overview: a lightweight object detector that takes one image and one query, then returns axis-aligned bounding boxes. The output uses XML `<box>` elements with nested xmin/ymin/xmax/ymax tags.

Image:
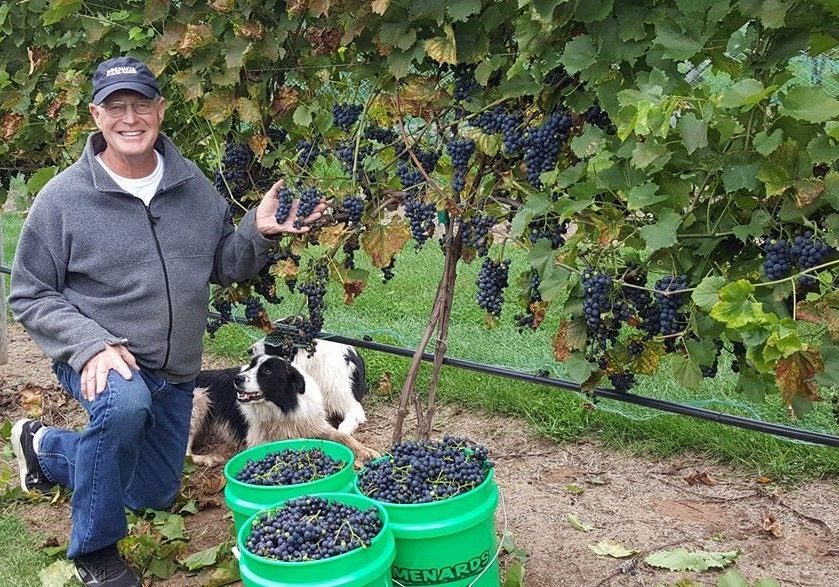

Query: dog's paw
<box><xmin>354</xmin><ymin>445</ymin><xmax>380</xmax><ymax>465</ymax></box>
<box><xmin>190</xmin><ymin>453</ymin><xmax>226</xmax><ymax>467</ymax></box>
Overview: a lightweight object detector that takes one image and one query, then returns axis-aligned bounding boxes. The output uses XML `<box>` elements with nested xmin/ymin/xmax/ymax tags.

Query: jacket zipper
<box><xmin>144</xmin><ymin>204</ymin><xmax>174</xmax><ymax>370</ymax></box>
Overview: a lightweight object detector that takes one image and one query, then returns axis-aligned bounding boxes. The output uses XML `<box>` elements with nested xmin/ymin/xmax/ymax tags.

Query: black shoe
<box><xmin>74</xmin><ymin>545</ymin><xmax>143</xmax><ymax>587</ymax></box>
<box><xmin>10</xmin><ymin>419</ymin><xmax>54</xmax><ymax>493</ymax></box>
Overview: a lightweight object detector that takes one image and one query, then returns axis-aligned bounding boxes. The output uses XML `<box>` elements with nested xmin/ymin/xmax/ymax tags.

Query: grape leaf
<box><xmin>779</xmin><ymin>86</ymin><xmax>839</xmax><ymax>123</ymax></box>
<box><xmin>638</xmin><ymin>209</ymin><xmax>681</xmax><ymax>253</ymax></box>
<box><xmin>423</xmin><ymin>25</ymin><xmax>456</xmax><ymax>64</ymax></box>
<box><xmin>181</xmin><ymin>545</ymin><xmax>220</xmax><ymax>571</ymax></box>
<box><xmin>753</xmin><ymin>128</ymin><xmax>784</xmax><ymax>156</ymax></box>
<box><xmin>292</xmin><ymin>104</ymin><xmax>313</xmax><ymax>127</ymax></box>
<box><xmin>736</xmin><ymin>369</ymin><xmax>771</xmax><ymax>403</ymax></box>
<box><xmin>680</xmin><ymin>112</ymin><xmax>708</xmax><ymax>154</ymax></box>
<box><xmin>26</xmin><ymin>166</ymin><xmax>57</xmax><ymax>195</ymax></box>
<box><xmin>692</xmin><ymin>276</ymin><xmax>726</xmax><ymax>311</ymax></box>
<box><xmin>564</xmin><ymin>352</ymin><xmax>595</xmax><ymax>384</ymax></box>
<box><xmin>774</xmin><ymin>349</ymin><xmax>823</xmax><ymax>409</ymax></box>
<box><xmin>361</xmin><ymin>218</ymin><xmax>411</xmax><ymax>268</ymax></box>
<box><xmin>553</xmin><ymin>318</ymin><xmax>587</xmax><ymax>361</ymax></box>
<box><xmin>200</xmin><ymin>90</ymin><xmax>235</xmax><ymax>124</ymax></box>
<box><xmin>42</xmin><ymin>0</ymin><xmax>81</xmax><ymax>25</ymax></box>
<box><xmin>371</xmin><ymin>0</ymin><xmax>390</xmax><ymax>15</ymax></box>
<box><xmin>710</xmin><ymin>280</ymin><xmax>770</xmax><ymax>328</ymax></box>
<box><xmin>38</xmin><ymin>560</ymin><xmax>76</xmax><ymax>587</ymax></box>
<box><xmin>672</xmin><ymin>354</ymin><xmax>702</xmax><ymax>390</ymax></box>
<box><xmin>447</xmin><ymin>0</ymin><xmax>480</xmax><ymax>21</ymax></box>
<box><xmin>644</xmin><ymin>548</ymin><xmax>739</xmax><ymax>572</ymax></box>
<box><xmin>626</xmin><ymin>182</ymin><xmax>666</xmax><ymax>210</ymax></box>
<box><xmin>502</xmin><ymin>562</ymin><xmax>524</xmax><ymax>587</ymax></box>
<box><xmin>561</xmin><ymin>35</ymin><xmax>596</xmax><ymax>75</ymax></box>
<box><xmin>158</xmin><ymin>514</ymin><xmax>186</xmax><ymax>541</ymax></box>
<box><xmin>719</xmin><ymin>79</ymin><xmax>770</xmax><ymax>108</ymax></box>
<box><xmin>815</xmin><ymin>337</ymin><xmax>839</xmax><ymax>386</ymax></box>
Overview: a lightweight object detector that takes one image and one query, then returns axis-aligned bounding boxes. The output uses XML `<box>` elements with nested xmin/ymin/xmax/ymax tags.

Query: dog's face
<box><xmin>233</xmin><ymin>355</ymin><xmax>306</xmax><ymax>414</ymax></box>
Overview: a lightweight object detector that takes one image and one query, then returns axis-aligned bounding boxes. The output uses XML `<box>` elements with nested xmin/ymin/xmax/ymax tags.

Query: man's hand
<box><xmin>255</xmin><ymin>179</ymin><xmax>327</xmax><ymax>237</ymax></box>
<box><xmin>80</xmin><ymin>344</ymin><xmax>139</xmax><ymax>401</ymax></box>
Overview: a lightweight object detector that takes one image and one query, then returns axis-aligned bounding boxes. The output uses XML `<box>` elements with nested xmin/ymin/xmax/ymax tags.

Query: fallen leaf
<box><xmin>567</xmin><ymin>514</ymin><xmax>595</xmax><ymax>532</ymax></box>
<box><xmin>644</xmin><ymin>548</ymin><xmax>740</xmax><ymax>572</ymax></box>
<box><xmin>587</xmin><ymin>540</ymin><xmax>635</xmax><ymax>558</ymax></box>
<box><xmin>684</xmin><ymin>471</ymin><xmax>717</xmax><ymax>486</ymax></box>
<box><xmin>756</xmin><ymin>476</ymin><xmax>772</xmax><ymax>484</ymax></box>
<box><xmin>376</xmin><ymin>372</ymin><xmax>393</xmax><ymax>396</ymax></box>
<box><xmin>761</xmin><ymin>511</ymin><xmax>783</xmax><ymax>538</ymax></box>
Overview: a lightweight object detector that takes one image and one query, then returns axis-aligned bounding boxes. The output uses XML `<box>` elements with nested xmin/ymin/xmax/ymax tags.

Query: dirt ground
<box><xmin>1</xmin><ymin>323</ymin><xmax>838</xmax><ymax>587</ymax></box>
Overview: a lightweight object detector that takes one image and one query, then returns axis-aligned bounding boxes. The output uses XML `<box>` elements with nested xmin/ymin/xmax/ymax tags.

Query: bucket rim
<box><xmin>354</xmin><ymin>459</ymin><xmax>495</xmax><ymax>508</ymax></box>
<box><xmin>237</xmin><ymin>492</ymin><xmax>391</xmax><ymax>567</ymax></box>
<box><xmin>224</xmin><ymin>439</ymin><xmax>354</xmax><ymax>493</ymax></box>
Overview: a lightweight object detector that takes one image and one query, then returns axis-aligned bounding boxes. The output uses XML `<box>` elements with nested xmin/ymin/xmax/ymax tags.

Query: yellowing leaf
<box><xmin>588</xmin><ymin>540</ymin><xmax>635</xmax><ymax>558</ymax></box>
<box><xmin>236</xmin><ymin>97</ymin><xmax>262</xmax><ymax>126</ymax></box>
<box><xmin>199</xmin><ymin>90</ymin><xmax>235</xmax><ymax>124</ymax></box>
<box><xmin>774</xmin><ymin>349</ymin><xmax>823</xmax><ymax>407</ymax></box>
<box><xmin>423</xmin><ymin>25</ymin><xmax>456</xmax><ymax>65</ymax></box>
<box><xmin>371</xmin><ymin>0</ymin><xmax>389</xmax><ymax>15</ymax></box>
<box><xmin>360</xmin><ymin>217</ymin><xmax>411</xmax><ymax>267</ymax></box>
<box><xmin>553</xmin><ymin>318</ymin><xmax>587</xmax><ymax>361</ymax></box>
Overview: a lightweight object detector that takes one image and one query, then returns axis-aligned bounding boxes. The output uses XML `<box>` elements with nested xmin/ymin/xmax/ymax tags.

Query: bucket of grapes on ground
<box><xmin>355</xmin><ymin>436</ymin><xmax>500</xmax><ymax>586</ymax></box>
<box><xmin>237</xmin><ymin>492</ymin><xmax>396</xmax><ymax>586</ymax></box>
<box><xmin>224</xmin><ymin>439</ymin><xmax>356</xmax><ymax>533</ymax></box>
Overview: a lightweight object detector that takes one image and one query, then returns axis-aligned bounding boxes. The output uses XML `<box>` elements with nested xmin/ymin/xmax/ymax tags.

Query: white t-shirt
<box><xmin>96</xmin><ymin>150</ymin><xmax>164</xmax><ymax>207</ymax></box>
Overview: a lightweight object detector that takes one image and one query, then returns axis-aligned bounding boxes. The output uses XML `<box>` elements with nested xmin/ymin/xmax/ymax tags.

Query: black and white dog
<box><xmin>187</xmin><ymin>342</ymin><xmax>374</xmax><ymax>467</ymax></box>
<box><xmin>249</xmin><ymin>337</ymin><xmax>367</xmax><ymax>435</ymax></box>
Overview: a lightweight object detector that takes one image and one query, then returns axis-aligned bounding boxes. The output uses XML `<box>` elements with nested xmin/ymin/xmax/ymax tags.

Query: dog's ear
<box><xmin>288</xmin><ymin>366</ymin><xmax>306</xmax><ymax>395</ymax></box>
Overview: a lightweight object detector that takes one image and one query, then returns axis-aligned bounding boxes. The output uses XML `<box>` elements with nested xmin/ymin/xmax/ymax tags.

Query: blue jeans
<box><xmin>38</xmin><ymin>362</ymin><xmax>194</xmax><ymax>559</ymax></box>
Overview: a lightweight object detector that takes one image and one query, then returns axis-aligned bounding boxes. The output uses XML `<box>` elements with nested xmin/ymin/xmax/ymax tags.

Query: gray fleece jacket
<box><xmin>9</xmin><ymin>132</ymin><xmax>275</xmax><ymax>383</ymax></box>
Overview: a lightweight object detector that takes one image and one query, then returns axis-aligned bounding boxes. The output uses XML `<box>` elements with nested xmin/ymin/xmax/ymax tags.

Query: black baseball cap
<box><xmin>92</xmin><ymin>56</ymin><xmax>159</xmax><ymax>105</ymax></box>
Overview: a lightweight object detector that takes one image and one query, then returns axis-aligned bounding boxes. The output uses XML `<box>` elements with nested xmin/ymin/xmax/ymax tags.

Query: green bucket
<box><xmin>224</xmin><ymin>439</ymin><xmax>356</xmax><ymax>533</ymax></box>
<box><xmin>237</xmin><ymin>492</ymin><xmax>396</xmax><ymax>587</ymax></box>
<box><xmin>355</xmin><ymin>466</ymin><xmax>500</xmax><ymax>586</ymax></box>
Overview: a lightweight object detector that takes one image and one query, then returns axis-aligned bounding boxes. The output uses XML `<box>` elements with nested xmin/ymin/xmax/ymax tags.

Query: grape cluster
<box><xmin>364</xmin><ymin>124</ymin><xmax>398</xmax><ymax>144</ymax></box>
<box><xmin>545</xmin><ymin>66</ymin><xmax>573</xmax><ymax>89</ymax></box>
<box><xmin>762</xmin><ymin>238</ymin><xmax>792</xmax><ymax>280</ymax></box>
<box><xmin>476</xmin><ymin>258</ymin><xmax>510</xmax><ymax>317</ymax></box>
<box><xmin>730</xmin><ymin>341</ymin><xmax>746</xmax><ymax>374</ymax></box>
<box><xmin>235</xmin><ymin>448</ymin><xmax>344</xmax><ymax>486</ymax></box>
<box><xmin>514</xmin><ymin>272</ymin><xmax>542</xmax><ymax>332</ymax></box>
<box><xmin>396</xmin><ymin>147</ymin><xmax>439</xmax><ymax>189</ymax></box>
<box><xmin>654</xmin><ymin>275</ymin><xmax>689</xmax><ymax>341</ymax></box>
<box><xmin>357</xmin><ymin>436</ymin><xmax>492</xmax><ymax>504</ymax></box>
<box><xmin>206</xmin><ymin>298</ymin><xmax>233</xmax><ymax>337</ymax></box>
<box><xmin>582</xmin><ymin>268</ymin><xmax>616</xmax><ymax>351</ymax></box>
<box><xmin>459</xmin><ymin>213</ymin><xmax>495</xmax><ymax>257</ymax></box>
<box><xmin>332</xmin><ymin>103</ymin><xmax>364</xmax><ymax>131</ymax></box>
<box><xmin>214</xmin><ymin>142</ymin><xmax>254</xmax><ymax>199</ymax></box>
<box><xmin>608</xmin><ymin>370</ymin><xmax>635</xmax><ymax>393</ymax></box>
<box><xmin>404</xmin><ymin>196</ymin><xmax>437</xmax><ymax>249</ymax></box>
<box><xmin>619</xmin><ymin>266</ymin><xmax>658</xmax><ymax>338</ymax></box>
<box><xmin>381</xmin><ymin>257</ymin><xmax>396</xmax><ymax>282</ymax></box>
<box><xmin>791</xmin><ymin>231</ymin><xmax>834</xmax><ymax>286</ymax></box>
<box><xmin>267</xmin><ymin>127</ymin><xmax>288</xmax><ymax>146</ymax></box>
<box><xmin>254</xmin><ymin>264</ymin><xmax>283</xmax><ymax>305</ymax></box>
<box><xmin>584</xmin><ymin>104</ymin><xmax>616</xmax><ymax>135</ymax></box>
<box><xmin>342</xmin><ymin>195</ymin><xmax>364</xmax><ymax>225</ymax></box>
<box><xmin>627</xmin><ymin>340</ymin><xmax>644</xmax><ymax>357</ymax></box>
<box><xmin>452</xmin><ymin>64</ymin><xmax>478</xmax><ymax>101</ymax></box>
<box><xmin>294</xmin><ymin>187</ymin><xmax>322</xmax><ymax>229</ymax></box>
<box><xmin>244</xmin><ymin>298</ymin><xmax>264</xmax><ymax>323</ymax></box>
<box><xmin>528</xmin><ymin>216</ymin><xmax>568</xmax><ymax>249</ymax></box>
<box><xmin>296</xmin><ymin>139</ymin><xmax>321</xmax><ymax>168</ymax></box>
<box><xmin>700</xmin><ymin>339</ymin><xmax>724</xmax><ymax>378</ymax></box>
<box><xmin>335</xmin><ymin>141</ymin><xmax>371</xmax><ymax>180</ymax></box>
<box><xmin>343</xmin><ymin>236</ymin><xmax>360</xmax><ymax>269</ymax></box>
<box><xmin>297</xmin><ymin>261</ymin><xmax>329</xmax><ymax>355</ymax></box>
<box><xmin>522</xmin><ymin>110</ymin><xmax>572</xmax><ymax>187</ymax></box>
<box><xmin>446</xmin><ymin>138</ymin><xmax>475</xmax><ymax>193</ymax></box>
<box><xmin>469</xmin><ymin>106</ymin><xmax>525</xmax><ymax>154</ymax></box>
<box><xmin>275</xmin><ymin>186</ymin><xmax>294</xmax><ymax>224</ymax></box>
<box><xmin>244</xmin><ymin>496</ymin><xmax>382</xmax><ymax>562</ymax></box>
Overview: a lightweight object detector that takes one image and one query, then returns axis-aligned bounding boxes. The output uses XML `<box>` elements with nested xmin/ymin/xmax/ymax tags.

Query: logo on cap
<box><xmin>105</xmin><ymin>66</ymin><xmax>139</xmax><ymax>77</ymax></box>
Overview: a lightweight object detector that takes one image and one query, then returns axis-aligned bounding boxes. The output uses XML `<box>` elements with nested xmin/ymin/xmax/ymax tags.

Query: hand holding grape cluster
<box><xmin>255</xmin><ymin>179</ymin><xmax>327</xmax><ymax>237</ymax></box>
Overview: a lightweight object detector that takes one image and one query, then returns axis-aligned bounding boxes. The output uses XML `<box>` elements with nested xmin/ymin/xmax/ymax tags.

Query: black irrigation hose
<box><xmin>210</xmin><ymin>311</ymin><xmax>839</xmax><ymax>448</ymax></box>
<box><xmin>0</xmin><ymin>265</ymin><xmax>9</xmax><ymax>275</ymax></box>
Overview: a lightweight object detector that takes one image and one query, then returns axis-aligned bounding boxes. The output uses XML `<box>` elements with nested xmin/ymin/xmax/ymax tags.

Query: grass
<box><xmin>3</xmin><ymin>210</ymin><xmax>839</xmax><ymax>480</ymax></box>
<box><xmin>0</xmin><ymin>513</ymin><xmax>66</xmax><ymax>586</ymax></box>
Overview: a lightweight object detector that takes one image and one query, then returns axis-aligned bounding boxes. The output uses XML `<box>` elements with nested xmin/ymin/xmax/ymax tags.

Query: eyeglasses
<box><xmin>99</xmin><ymin>100</ymin><xmax>157</xmax><ymax>118</ymax></box>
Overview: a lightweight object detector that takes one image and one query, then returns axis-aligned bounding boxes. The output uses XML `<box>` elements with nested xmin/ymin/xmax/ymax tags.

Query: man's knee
<box><xmin>94</xmin><ymin>373</ymin><xmax>153</xmax><ymax>431</ymax></box>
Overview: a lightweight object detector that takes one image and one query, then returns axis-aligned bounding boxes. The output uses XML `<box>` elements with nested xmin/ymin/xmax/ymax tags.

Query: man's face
<box><xmin>89</xmin><ymin>90</ymin><xmax>165</xmax><ymax>160</ymax></box>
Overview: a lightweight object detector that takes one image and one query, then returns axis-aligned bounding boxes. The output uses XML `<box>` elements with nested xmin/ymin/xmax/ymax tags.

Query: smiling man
<box><xmin>8</xmin><ymin>56</ymin><xmax>325</xmax><ymax>587</ymax></box>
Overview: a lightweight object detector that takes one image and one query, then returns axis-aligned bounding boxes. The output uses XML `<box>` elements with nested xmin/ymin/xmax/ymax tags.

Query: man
<box><xmin>8</xmin><ymin>56</ymin><xmax>323</xmax><ymax>587</ymax></box>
